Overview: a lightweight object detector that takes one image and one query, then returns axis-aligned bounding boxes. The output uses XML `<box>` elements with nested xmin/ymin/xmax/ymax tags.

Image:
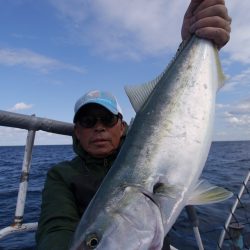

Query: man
<box><xmin>36</xmin><ymin>1</ymin><xmax>232</xmax><ymax>249</ymax></box>
<box><xmin>36</xmin><ymin>90</ymin><xmax>127</xmax><ymax>250</ymax></box>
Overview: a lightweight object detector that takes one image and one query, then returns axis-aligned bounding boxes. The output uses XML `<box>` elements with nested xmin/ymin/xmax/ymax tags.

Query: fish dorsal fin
<box><xmin>124</xmin><ymin>79</ymin><xmax>159</xmax><ymax>113</ymax></box>
<box><xmin>124</xmin><ymin>38</ymin><xmax>192</xmax><ymax>113</ymax></box>
<box><xmin>187</xmin><ymin>179</ymin><xmax>233</xmax><ymax>205</ymax></box>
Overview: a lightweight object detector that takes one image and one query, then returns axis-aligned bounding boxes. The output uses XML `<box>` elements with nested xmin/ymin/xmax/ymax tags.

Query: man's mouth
<box><xmin>92</xmin><ymin>138</ymin><xmax>110</xmax><ymax>144</ymax></box>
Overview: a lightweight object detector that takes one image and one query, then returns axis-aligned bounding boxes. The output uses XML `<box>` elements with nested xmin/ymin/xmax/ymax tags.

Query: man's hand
<box><xmin>181</xmin><ymin>0</ymin><xmax>232</xmax><ymax>49</ymax></box>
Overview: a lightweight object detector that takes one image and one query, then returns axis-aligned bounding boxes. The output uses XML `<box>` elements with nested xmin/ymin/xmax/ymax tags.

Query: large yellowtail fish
<box><xmin>70</xmin><ymin>36</ymin><xmax>232</xmax><ymax>250</ymax></box>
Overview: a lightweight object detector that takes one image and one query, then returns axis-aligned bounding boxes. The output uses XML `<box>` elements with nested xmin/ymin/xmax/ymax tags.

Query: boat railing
<box><xmin>0</xmin><ymin>110</ymin><xmax>74</xmax><ymax>239</ymax></box>
<box><xmin>217</xmin><ymin>169</ymin><xmax>250</xmax><ymax>249</ymax></box>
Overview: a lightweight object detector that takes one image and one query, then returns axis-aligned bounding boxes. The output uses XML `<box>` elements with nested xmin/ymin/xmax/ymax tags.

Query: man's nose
<box><xmin>94</xmin><ymin>120</ymin><xmax>106</xmax><ymax>131</ymax></box>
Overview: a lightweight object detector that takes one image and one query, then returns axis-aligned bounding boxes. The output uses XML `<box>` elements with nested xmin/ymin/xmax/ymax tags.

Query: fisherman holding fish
<box><xmin>36</xmin><ymin>1</ymin><xmax>232</xmax><ymax>249</ymax></box>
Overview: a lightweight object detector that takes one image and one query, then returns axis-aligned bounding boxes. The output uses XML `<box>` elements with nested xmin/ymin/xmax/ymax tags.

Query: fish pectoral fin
<box><xmin>187</xmin><ymin>179</ymin><xmax>233</xmax><ymax>205</ymax></box>
<box><xmin>153</xmin><ymin>182</ymin><xmax>180</xmax><ymax>199</ymax></box>
<box><xmin>124</xmin><ymin>77</ymin><xmax>159</xmax><ymax>113</ymax></box>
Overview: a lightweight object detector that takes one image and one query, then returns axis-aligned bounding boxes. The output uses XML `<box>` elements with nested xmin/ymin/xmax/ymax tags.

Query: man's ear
<box><xmin>74</xmin><ymin>124</ymin><xmax>80</xmax><ymax>140</ymax></box>
<box><xmin>120</xmin><ymin>120</ymin><xmax>127</xmax><ymax>136</ymax></box>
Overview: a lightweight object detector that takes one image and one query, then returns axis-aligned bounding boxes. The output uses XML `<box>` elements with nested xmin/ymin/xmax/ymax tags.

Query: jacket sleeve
<box><xmin>35</xmin><ymin>163</ymin><xmax>80</xmax><ymax>250</ymax></box>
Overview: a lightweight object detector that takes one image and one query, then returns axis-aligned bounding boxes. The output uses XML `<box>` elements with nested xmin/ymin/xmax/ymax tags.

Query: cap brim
<box><xmin>73</xmin><ymin>102</ymin><xmax>119</xmax><ymax>122</ymax></box>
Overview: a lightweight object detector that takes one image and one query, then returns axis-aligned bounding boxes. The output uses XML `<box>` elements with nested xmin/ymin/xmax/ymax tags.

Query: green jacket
<box><xmin>35</xmin><ymin>134</ymin><xmax>123</xmax><ymax>250</ymax></box>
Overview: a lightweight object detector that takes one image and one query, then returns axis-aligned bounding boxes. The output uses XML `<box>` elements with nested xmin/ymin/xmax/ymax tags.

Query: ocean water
<box><xmin>0</xmin><ymin>141</ymin><xmax>249</xmax><ymax>250</ymax></box>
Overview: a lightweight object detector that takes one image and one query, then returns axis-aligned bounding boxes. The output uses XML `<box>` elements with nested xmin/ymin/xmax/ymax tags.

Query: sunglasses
<box><xmin>78</xmin><ymin>113</ymin><xmax>121</xmax><ymax>128</ymax></box>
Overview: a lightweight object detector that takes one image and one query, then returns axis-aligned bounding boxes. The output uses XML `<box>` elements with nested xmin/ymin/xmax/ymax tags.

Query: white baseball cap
<box><xmin>73</xmin><ymin>90</ymin><xmax>123</xmax><ymax>122</ymax></box>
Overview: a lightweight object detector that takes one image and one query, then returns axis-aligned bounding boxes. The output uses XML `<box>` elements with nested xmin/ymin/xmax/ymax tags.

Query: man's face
<box><xmin>74</xmin><ymin>104</ymin><xmax>125</xmax><ymax>158</ymax></box>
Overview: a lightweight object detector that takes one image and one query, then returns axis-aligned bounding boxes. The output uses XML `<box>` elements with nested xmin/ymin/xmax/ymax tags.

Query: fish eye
<box><xmin>86</xmin><ymin>234</ymin><xmax>99</xmax><ymax>249</ymax></box>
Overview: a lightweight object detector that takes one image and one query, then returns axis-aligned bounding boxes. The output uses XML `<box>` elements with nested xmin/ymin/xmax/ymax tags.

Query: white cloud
<box><xmin>224</xmin><ymin>1</ymin><xmax>250</xmax><ymax>65</ymax></box>
<box><xmin>216</xmin><ymin>103</ymin><xmax>230</xmax><ymax>109</ymax></box>
<box><xmin>48</xmin><ymin>0</ymin><xmax>250</xmax><ymax>64</ymax></box>
<box><xmin>222</xmin><ymin>67</ymin><xmax>250</xmax><ymax>92</ymax></box>
<box><xmin>11</xmin><ymin>33</ymin><xmax>37</xmax><ymax>40</ymax></box>
<box><xmin>0</xmin><ymin>127</ymin><xmax>27</xmax><ymax>146</ymax></box>
<box><xmin>9</xmin><ymin>102</ymin><xmax>33</xmax><ymax>111</ymax></box>
<box><xmin>49</xmin><ymin>0</ymin><xmax>188</xmax><ymax>59</ymax></box>
<box><xmin>49</xmin><ymin>0</ymin><xmax>90</xmax><ymax>25</ymax></box>
<box><xmin>216</xmin><ymin>98</ymin><xmax>250</xmax><ymax>115</ymax></box>
<box><xmin>0</xmin><ymin>127</ymin><xmax>71</xmax><ymax>146</ymax></box>
<box><xmin>230</xmin><ymin>98</ymin><xmax>250</xmax><ymax>114</ymax></box>
<box><xmin>93</xmin><ymin>0</ymin><xmax>185</xmax><ymax>55</ymax></box>
<box><xmin>219</xmin><ymin>98</ymin><xmax>250</xmax><ymax>127</ymax></box>
<box><xmin>0</xmin><ymin>48</ymin><xmax>85</xmax><ymax>74</ymax></box>
<box><xmin>36</xmin><ymin>131</ymin><xmax>71</xmax><ymax>145</ymax></box>
<box><xmin>225</xmin><ymin>112</ymin><xmax>250</xmax><ymax>126</ymax></box>
<box><xmin>214</xmin><ymin>97</ymin><xmax>250</xmax><ymax>141</ymax></box>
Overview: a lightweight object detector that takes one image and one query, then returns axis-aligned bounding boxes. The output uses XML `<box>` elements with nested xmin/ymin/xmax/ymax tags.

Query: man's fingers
<box><xmin>181</xmin><ymin>0</ymin><xmax>231</xmax><ymax>49</ymax></box>
<box><xmin>184</xmin><ymin>0</ymin><xmax>203</xmax><ymax>18</ymax></box>
<box><xmin>190</xmin><ymin>16</ymin><xmax>231</xmax><ymax>34</ymax></box>
<box><xmin>192</xmin><ymin>0</ymin><xmax>225</xmax><ymax>15</ymax></box>
<box><xmin>192</xmin><ymin>5</ymin><xmax>231</xmax><ymax>23</ymax></box>
<box><xmin>195</xmin><ymin>27</ymin><xmax>230</xmax><ymax>49</ymax></box>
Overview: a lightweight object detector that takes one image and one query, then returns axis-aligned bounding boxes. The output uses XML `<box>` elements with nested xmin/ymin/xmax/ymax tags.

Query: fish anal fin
<box><xmin>188</xmin><ymin>180</ymin><xmax>233</xmax><ymax>205</ymax></box>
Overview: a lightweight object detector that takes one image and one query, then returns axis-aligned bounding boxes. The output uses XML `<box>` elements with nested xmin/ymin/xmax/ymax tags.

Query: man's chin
<box><xmin>89</xmin><ymin>148</ymin><xmax>114</xmax><ymax>158</ymax></box>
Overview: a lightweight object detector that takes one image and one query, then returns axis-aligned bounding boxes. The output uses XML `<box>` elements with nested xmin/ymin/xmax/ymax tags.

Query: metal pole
<box><xmin>186</xmin><ymin>205</ymin><xmax>204</xmax><ymax>250</ymax></box>
<box><xmin>13</xmin><ymin>129</ymin><xmax>36</xmax><ymax>226</ymax></box>
<box><xmin>0</xmin><ymin>223</ymin><xmax>38</xmax><ymax>239</ymax></box>
<box><xmin>217</xmin><ymin>170</ymin><xmax>250</xmax><ymax>249</ymax></box>
<box><xmin>0</xmin><ymin>110</ymin><xmax>73</xmax><ymax>135</ymax></box>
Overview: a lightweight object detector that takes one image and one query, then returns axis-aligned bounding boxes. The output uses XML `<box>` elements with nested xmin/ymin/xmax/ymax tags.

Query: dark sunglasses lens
<box><xmin>102</xmin><ymin>115</ymin><xmax>118</xmax><ymax>127</ymax></box>
<box><xmin>79</xmin><ymin>116</ymin><xmax>96</xmax><ymax>128</ymax></box>
<box><xmin>79</xmin><ymin>114</ymin><xmax>119</xmax><ymax>128</ymax></box>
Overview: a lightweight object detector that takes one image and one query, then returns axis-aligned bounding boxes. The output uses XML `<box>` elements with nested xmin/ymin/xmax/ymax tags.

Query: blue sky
<box><xmin>0</xmin><ymin>0</ymin><xmax>250</xmax><ymax>146</ymax></box>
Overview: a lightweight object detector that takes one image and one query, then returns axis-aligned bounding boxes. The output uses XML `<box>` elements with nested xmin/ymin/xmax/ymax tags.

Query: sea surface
<box><xmin>0</xmin><ymin>141</ymin><xmax>249</xmax><ymax>250</ymax></box>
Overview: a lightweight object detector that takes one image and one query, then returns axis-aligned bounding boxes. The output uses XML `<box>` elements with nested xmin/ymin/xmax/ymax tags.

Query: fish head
<box><xmin>71</xmin><ymin>187</ymin><xmax>165</xmax><ymax>250</ymax></box>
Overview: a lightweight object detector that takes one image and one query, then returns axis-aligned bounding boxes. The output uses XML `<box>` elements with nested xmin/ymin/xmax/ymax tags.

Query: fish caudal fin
<box><xmin>187</xmin><ymin>179</ymin><xmax>233</xmax><ymax>205</ymax></box>
<box><xmin>214</xmin><ymin>46</ymin><xmax>226</xmax><ymax>90</ymax></box>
